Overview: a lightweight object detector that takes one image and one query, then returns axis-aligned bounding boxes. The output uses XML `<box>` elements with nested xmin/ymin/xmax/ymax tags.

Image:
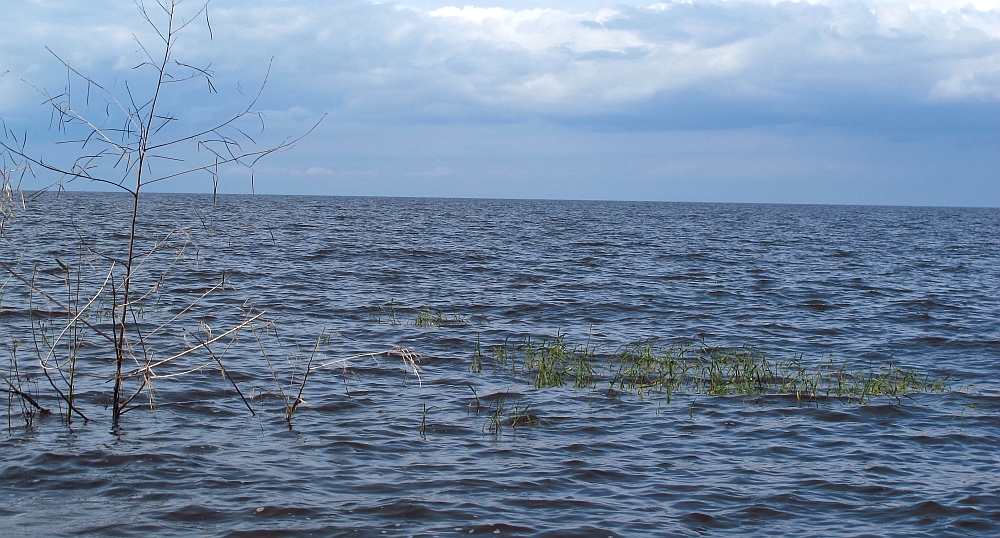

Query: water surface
<box><xmin>1</xmin><ymin>193</ymin><xmax>998</xmax><ymax>536</ymax></box>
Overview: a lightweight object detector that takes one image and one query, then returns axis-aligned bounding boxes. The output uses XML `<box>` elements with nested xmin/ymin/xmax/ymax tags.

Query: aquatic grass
<box><xmin>609</xmin><ymin>342</ymin><xmax>950</xmax><ymax>404</ymax></box>
<box><xmin>479</xmin><ymin>393</ymin><xmax>537</xmax><ymax>436</ymax></box>
<box><xmin>414</xmin><ymin>306</ymin><xmax>469</xmax><ymax>328</ymax></box>
<box><xmin>419</xmin><ymin>403</ymin><xmax>436</xmax><ymax>439</ymax></box>
<box><xmin>474</xmin><ymin>336</ymin><xmax>951</xmax><ymax>405</ymax></box>
<box><xmin>514</xmin><ymin>334</ymin><xmax>600</xmax><ymax>389</ymax></box>
<box><xmin>490</xmin><ymin>336</ymin><xmax>511</xmax><ymax>373</ymax></box>
<box><xmin>414</xmin><ymin>307</ymin><xmax>438</xmax><ymax>327</ymax></box>
<box><xmin>467</xmin><ymin>385</ymin><xmax>482</xmax><ymax>416</ymax></box>
<box><xmin>368</xmin><ymin>301</ymin><xmax>482</xmax><ymax>328</ymax></box>
<box><xmin>508</xmin><ymin>400</ymin><xmax>538</xmax><ymax>428</ymax></box>
<box><xmin>524</xmin><ymin>335</ymin><xmax>570</xmax><ymax>388</ymax></box>
<box><xmin>573</xmin><ymin>345</ymin><xmax>596</xmax><ymax>389</ymax></box>
<box><xmin>367</xmin><ymin>299</ymin><xmax>401</xmax><ymax>325</ymax></box>
<box><xmin>471</xmin><ymin>336</ymin><xmax>484</xmax><ymax>373</ymax></box>
<box><xmin>484</xmin><ymin>395</ymin><xmax>505</xmax><ymax>435</ymax></box>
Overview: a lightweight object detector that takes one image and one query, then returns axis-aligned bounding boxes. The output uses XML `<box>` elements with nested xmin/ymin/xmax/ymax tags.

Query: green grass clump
<box><xmin>491</xmin><ymin>338</ymin><xmax>510</xmax><ymax>372</ymax></box>
<box><xmin>473</xmin><ymin>336</ymin><xmax>950</xmax><ymax>404</ymax></box>
<box><xmin>414</xmin><ymin>307</ymin><xmax>469</xmax><ymax>328</ymax></box>
<box><xmin>366</xmin><ymin>301</ymin><xmax>471</xmax><ymax>328</ymax></box>
<box><xmin>466</xmin><ymin>386</ymin><xmax>539</xmax><ymax>437</ymax></box>
<box><xmin>516</xmin><ymin>334</ymin><xmax>597</xmax><ymax>389</ymax></box>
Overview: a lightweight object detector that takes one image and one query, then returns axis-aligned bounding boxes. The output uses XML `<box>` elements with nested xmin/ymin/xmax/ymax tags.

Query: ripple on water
<box><xmin>2</xmin><ymin>195</ymin><xmax>1000</xmax><ymax>536</ymax></box>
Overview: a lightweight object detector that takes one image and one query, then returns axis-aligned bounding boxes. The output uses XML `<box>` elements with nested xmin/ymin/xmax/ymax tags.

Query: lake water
<box><xmin>1</xmin><ymin>192</ymin><xmax>998</xmax><ymax>536</ymax></box>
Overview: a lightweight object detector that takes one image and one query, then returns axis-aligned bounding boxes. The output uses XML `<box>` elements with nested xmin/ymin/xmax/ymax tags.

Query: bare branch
<box><xmin>146</xmin><ymin>57</ymin><xmax>276</xmax><ymax>152</ymax></box>
<box><xmin>121</xmin><ymin>311</ymin><xmax>266</xmax><ymax>377</ymax></box>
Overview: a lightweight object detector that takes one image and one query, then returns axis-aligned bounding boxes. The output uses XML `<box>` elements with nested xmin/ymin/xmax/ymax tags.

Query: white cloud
<box><xmin>4</xmin><ymin>0</ymin><xmax>1000</xmax><ymax>127</ymax></box>
<box><xmin>929</xmin><ymin>64</ymin><xmax>1000</xmax><ymax>99</ymax></box>
<box><xmin>305</xmin><ymin>166</ymin><xmax>335</xmax><ymax>175</ymax></box>
<box><xmin>428</xmin><ymin>6</ymin><xmax>645</xmax><ymax>53</ymax></box>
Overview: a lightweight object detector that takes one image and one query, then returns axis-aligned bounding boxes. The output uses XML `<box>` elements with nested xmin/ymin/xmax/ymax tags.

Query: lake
<box><xmin>1</xmin><ymin>192</ymin><xmax>998</xmax><ymax>536</ymax></box>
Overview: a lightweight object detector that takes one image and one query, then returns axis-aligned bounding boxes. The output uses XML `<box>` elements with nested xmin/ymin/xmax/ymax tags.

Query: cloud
<box><xmin>305</xmin><ymin>166</ymin><xmax>336</xmax><ymax>175</ymax></box>
<box><xmin>5</xmin><ymin>0</ymin><xmax>1000</xmax><ymax>130</ymax></box>
<box><xmin>3</xmin><ymin>1</ymin><xmax>1000</xmax><ymax>205</ymax></box>
<box><xmin>237</xmin><ymin>0</ymin><xmax>1000</xmax><ymax>130</ymax></box>
<box><xmin>427</xmin><ymin>6</ymin><xmax>643</xmax><ymax>53</ymax></box>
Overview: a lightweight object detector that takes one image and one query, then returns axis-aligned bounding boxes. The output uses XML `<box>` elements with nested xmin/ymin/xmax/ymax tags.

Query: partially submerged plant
<box><xmin>484</xmin><ymin>393</ymin><xmax>505</xmax><ymax>436</ymax></box>
<box><xmin>0</xmin><ymin>0</ymin><xmax>322</xmax><ymax>428</ymax></box>
<box><xmin>251</xmin><ymin>321</ymin><xmax>422</xmax><ymax>427</ymax></box>
<box><xmin>513</xmin><ymin>334</ymin><xmax>598</xmax><ymax>389</ymax></box>
<box><xmin>367</xmin><ymin>299</ymin><xmax>401</xmax><ymax>325</ymax></box>
<box><xmin>605</xmin><ymin>341</ymin><xmax>949</xmax><ymax>404</ymax></box>
<box><xmin>474</xmin><ymin>335</ymin><xmax>951</xmax><ymax>405</ymax></box>
<box><xmin>490</xmin><ymin>337</ymin><xmax>511</xmax><ymax>373</ymax></box>
<box><xmin>2</xmin><ymin>340</ymin><xmax>51</xmax><ymax>427</ymax></box>
<box><xmin>419</xmin><ymin>402</ymin><xmax>436</xmax><ymax>439</ymax></box>
<box><xmin>471</xmin><ymin>335</ymin><xmax>486</xmax><ymax>373</ymax></box>
<box><xmin>479</xmin><ymin>392</ymin><xmax>540</xmax><ymax>437</ymax></box>
<box><xmin>414</xmin><ymin>306</ymin><xmax>469</xmax><ymax>328</ymax></box>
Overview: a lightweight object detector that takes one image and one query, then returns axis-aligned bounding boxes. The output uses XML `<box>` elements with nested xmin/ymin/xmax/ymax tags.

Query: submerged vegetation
<box><xmin>414</xmin><ymin>307</ymin><xmax>470</xmax><ymax>328</ymax></box>
<box><xmin>471</xmin><ymin>335</ymin><xmax>951</xmax><ymax>405</ymax></box>
<box><xmin>455</xmin><ymin>332</ymin><xmax>957</xmax><ymax>436</ymax></box>
<box><xmin>368</xmin><ymin>300</ymin><xmax>477</xmax><ymax>328</ymax></box>
<box><xmin>442</xmin><ymin>332</ymin><xmax>955</xmax><ymax>437</ymax></box>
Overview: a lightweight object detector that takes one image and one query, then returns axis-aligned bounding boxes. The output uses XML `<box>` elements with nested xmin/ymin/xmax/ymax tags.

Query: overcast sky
<box><xmin>2</xmin><ymin>0</ymin><xmax>1000</xmax><ymax>206</ymax></box>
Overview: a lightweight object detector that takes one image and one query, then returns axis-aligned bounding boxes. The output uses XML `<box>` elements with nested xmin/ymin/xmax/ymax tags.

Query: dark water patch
<box><xmin>157</xmin><ymin>504</ymin><xmax>233</xmax><ymax>523</ymax></box>
<box><xmin>71</xmin><ymin>524</ymin><xmax>168</xmax><ymax>537</ymax></box>
<box><xmin>799</xmin><ymin>299</ymin><xmax>837</xmax><ymax>311</ymax></box>
<box><xmin>738</xmin><ymin>504</ymin><xmax>784</xmax><ymax>519</ymax></box>
<box><xmin>955</xmin><ymin>519</ymin><xmax>1000</xmax><ymax>532</ymax></box>
<box><xmin>679</xmin><ymin>511</ymin><xmax>735</xmax><ymax>530</ymax></box>
<box><xmin>223</xmin><ymin>529</ymin><xmax>348</xmax><ymax>538</ymax></box>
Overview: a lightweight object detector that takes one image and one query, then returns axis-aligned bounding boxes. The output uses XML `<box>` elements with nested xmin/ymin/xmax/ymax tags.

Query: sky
<box><xmin>2</xmin><ymin>0</ymin><xmax>1000</xmax><ymax>206</ymax></box>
